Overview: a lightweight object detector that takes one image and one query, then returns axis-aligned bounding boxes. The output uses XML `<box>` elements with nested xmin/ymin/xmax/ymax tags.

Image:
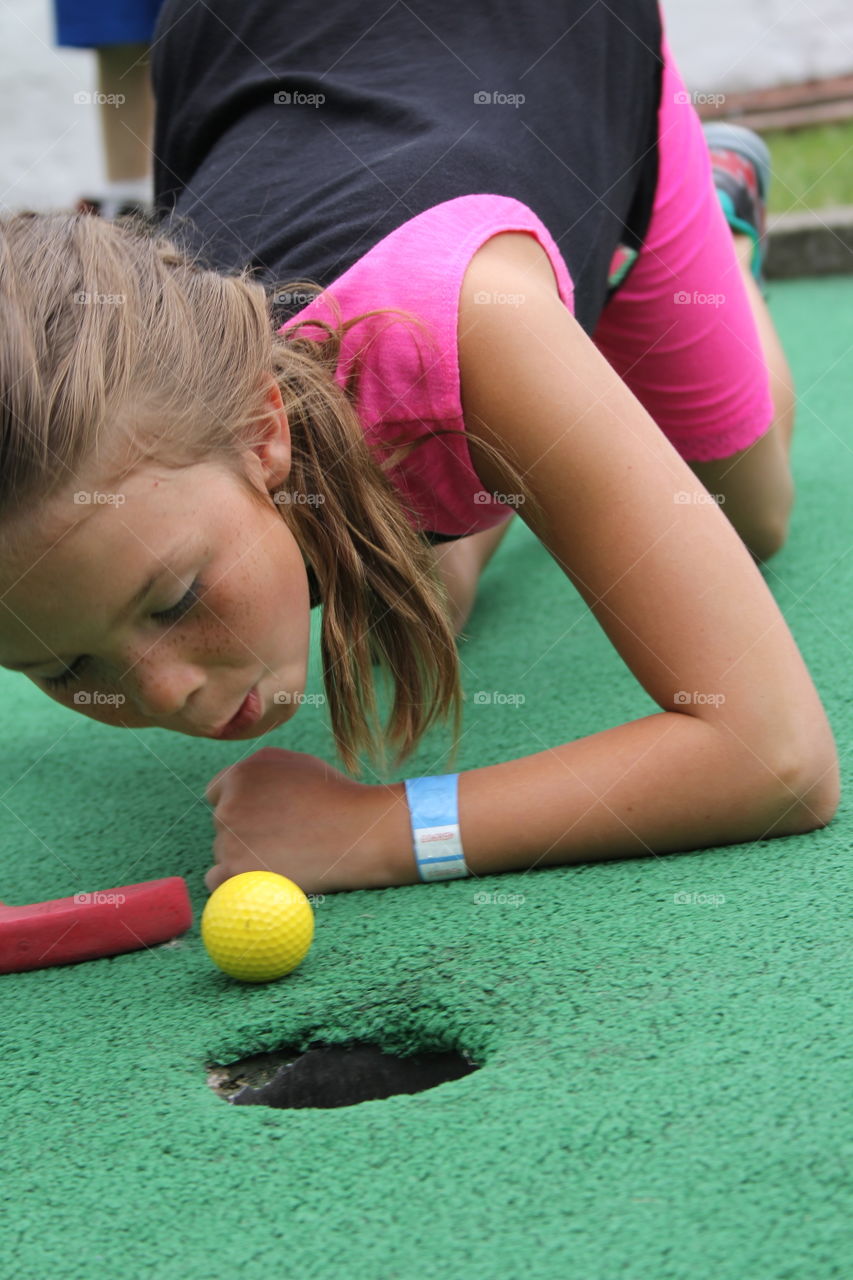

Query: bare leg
<box><xmin>688</xmin><ymin>234</ymin><xmax>796</xmax><ymax>560</ymax></box>
<box><xmin>430</xmin><ymin>513</ymin><xmax>516</xmax><ymax>636</ymax></box>
<box><xmin>95</xmin><ymin>43</ymin><xmax>155</xmax><ymax>182</ymax></box>
<box><xmin>731</xmin><ymin>233</ymin><xmax>795</xmax><ymax>460</ymax></box>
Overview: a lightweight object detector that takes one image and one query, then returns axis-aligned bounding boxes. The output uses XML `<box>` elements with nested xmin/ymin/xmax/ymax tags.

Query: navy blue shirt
<box><xmin>150</xmin><ymin>0</ymin><xmax>663</xmax><ymax>603</ymax></box>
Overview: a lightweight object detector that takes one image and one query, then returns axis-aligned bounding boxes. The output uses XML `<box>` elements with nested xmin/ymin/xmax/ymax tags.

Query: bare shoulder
<box><xmin>456</xmin><ymin>229</ymin><xmax>568</xmax><ymax>501</ymax></box>
<box><xmin>461</xmin><ymin>230</ymin><xmax>562</xmax><ymax>301</ymax></box>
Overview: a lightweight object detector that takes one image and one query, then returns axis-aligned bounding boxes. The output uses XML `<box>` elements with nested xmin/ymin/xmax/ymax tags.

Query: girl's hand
<box><xmin>203</xmin><ymin>747</ymin><xmax>411</xmax><ymax>895</ymax></box>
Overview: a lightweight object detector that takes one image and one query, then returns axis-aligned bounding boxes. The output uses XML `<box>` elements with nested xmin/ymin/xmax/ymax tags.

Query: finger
<box><xmin>204</xmin><ymin>769</ymin><xmax>229</xmax><ymax>805</ymax></box>
<box><xmin>204</xmin><ymin>862</ymin><xmax>229</xmax><ymax>893</ymax></box>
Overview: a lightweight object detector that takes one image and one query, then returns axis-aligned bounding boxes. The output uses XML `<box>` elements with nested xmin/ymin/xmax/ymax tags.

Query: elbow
<box><xmin>793</xmin><ymin>756</ymin><xmax>841</xmax><ymax>830</ymax></box>
<box><xmin>770</xmin><ymin>742</ymin><xmax>841</xmax><ymax>834</ymax></box>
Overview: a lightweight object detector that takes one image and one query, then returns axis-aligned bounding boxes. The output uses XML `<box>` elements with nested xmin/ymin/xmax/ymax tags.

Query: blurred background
<box><xmin>1</xmin><ymin>0</ymin><xmax>852</xmax><ymax>240</ymax></box>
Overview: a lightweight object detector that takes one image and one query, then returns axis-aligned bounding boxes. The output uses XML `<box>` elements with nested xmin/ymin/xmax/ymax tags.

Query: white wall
<box><xmin>664</xmin><ymin>0</ymin><xmax>853</xmax><ymax>92</ymax></box>
<box><xmin>0</xmin><ymin>0</ymin><xmax>100</xmax><ymax>212</ymax></box>
<box><xmin>2</xmin><ymin>0</ymin><xmax>853</xmax><ymax>213</ymax></box>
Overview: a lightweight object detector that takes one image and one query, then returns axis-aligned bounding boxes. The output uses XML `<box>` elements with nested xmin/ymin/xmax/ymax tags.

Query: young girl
<box><xmin>0</xmin><ymin>0</ymin><xmax>839</xmax><ymax>896</ymax></box>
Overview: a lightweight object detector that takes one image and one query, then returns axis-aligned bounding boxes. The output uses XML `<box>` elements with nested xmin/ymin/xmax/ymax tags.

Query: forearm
<box><xmin>371</xmin><ymin>712</ymin><xmax>823</xmax><ymax>885</ymax></box>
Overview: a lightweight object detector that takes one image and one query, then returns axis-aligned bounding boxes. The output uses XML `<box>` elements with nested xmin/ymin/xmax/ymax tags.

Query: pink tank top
<box><xmin>278</xmin><ymin>194</ymin><xmax>574</xmax><ymax>539</ymax></box>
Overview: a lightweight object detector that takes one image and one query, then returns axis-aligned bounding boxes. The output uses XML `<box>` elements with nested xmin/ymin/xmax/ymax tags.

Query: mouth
<box><xmin>212</xmin><ymin>686</ymin><xmax>263</xmax><ymax>739</ymax></box>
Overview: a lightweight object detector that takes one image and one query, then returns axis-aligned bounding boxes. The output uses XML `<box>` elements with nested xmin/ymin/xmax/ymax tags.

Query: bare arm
<box><xmin>366</xmin><ymin>231</ymin><xmax>839</xmax><ymax>886</ymax></box>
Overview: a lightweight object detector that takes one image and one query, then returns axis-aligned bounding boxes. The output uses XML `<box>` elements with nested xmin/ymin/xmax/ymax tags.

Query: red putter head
<box><xmin>0</xmin><ymin>877</ymin><xmax>193</xmax><ymax>974</ymax></box>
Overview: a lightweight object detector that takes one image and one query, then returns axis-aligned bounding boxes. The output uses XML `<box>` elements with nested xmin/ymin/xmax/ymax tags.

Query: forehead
<box><xmin>0</xmin><ymin>464</ymin><xmax>197</xmax><ymax>602</ymax></box>
<box><xmin>1</xmin><ymin>467</ymin><xmax>134</xmax><ymax>558</ymax></box>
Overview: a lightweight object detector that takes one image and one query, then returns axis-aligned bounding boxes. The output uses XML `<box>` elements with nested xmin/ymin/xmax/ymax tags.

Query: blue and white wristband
<box><xmin>403</xmin><ymin>774</ymin><xmax>468</xmax><ymax>881</ymax></box>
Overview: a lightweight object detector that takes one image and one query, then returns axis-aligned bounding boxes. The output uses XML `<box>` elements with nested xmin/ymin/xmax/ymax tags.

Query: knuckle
<box><xmin>213</xmin><ymin>798</ymin><xmax>239</xmax><ymax>828</ymax></box>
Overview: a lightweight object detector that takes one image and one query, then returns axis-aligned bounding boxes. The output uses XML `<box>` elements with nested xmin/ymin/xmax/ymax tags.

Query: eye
<box><xmin>42</xmin><ymin>661</ymin><xmax>87</xmax><ymax>692</ymax></box>
<box><xmin>41</xmin><ymin>579</ymin><xmax>205</xmax><ymax>692</ymax></box>
<box><xmin>151</xmin><ymin>577</ymin><xmax>204</xmax><ymax>625</ymax></box>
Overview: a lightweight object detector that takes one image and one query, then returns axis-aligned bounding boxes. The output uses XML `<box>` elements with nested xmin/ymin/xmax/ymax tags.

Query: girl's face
<box><xmin>0</xmin><ymin>453</ymin><xmax>313</xmax><ymax>739</ymax></box>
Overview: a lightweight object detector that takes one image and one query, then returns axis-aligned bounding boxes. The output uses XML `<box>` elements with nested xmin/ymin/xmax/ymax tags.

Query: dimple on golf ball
<box><xmin>201</xmin><ymin>871</ymin><xmax>315</xmax><ymax>982</ymax></box>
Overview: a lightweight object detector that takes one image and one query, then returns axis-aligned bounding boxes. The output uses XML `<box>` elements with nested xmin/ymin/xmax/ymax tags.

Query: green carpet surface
<box><xmin>2</xmin><ymin>276</ymin><xmax>851</xmax><ymax>1279</ymax></box>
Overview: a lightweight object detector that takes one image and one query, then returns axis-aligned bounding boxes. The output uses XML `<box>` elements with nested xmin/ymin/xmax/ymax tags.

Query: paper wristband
<box><xmin>403</xmin><ymin>774</ymin><xmax>468</xmax><ymax>882</ymax></box>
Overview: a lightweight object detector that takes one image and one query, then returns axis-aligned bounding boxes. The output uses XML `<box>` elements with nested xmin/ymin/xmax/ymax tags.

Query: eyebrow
<box><xmin>1</xmin><ymin>552</ymin><xmax>187</xmax><ymax>672</ymax></box>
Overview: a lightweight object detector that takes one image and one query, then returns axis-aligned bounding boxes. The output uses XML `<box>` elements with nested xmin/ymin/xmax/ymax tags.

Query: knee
<box><xmin>430</xmin><ymin>540</ymin><xmax>480</xmax><ymax>636</ymax></box>
<box><xmin>748</xmin><ymin>516</ymin><xmax>790</xmax><ymax>563</ymax></box>
<box><xmin>744</xmin><ymin>460</ymin><xmax>795</xmax><ymax>564</ymax></box>
<box><xmin>445</xmin><ymin>584</ymin><xmax>476</xmax><ymax>637</ymax></box>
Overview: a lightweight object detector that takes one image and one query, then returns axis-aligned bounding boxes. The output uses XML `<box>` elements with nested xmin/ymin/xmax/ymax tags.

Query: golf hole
<box><xmin>206</xmin><ymin>1041</ymin><xmax>479</xmax><ymax>1109</ymax></box>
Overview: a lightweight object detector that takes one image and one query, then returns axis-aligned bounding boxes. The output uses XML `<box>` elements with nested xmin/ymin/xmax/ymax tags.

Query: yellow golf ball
<box><xmin>201</xmin><ymin>871</ymin><xmax>315</xmax><ymax>982</ymax></box>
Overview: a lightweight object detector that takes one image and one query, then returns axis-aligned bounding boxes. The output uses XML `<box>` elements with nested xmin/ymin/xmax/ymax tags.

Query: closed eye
<box><xmin>41</xmin><ymin>578</ymin><xmax>205</xmax><ymax>692</ymax></box>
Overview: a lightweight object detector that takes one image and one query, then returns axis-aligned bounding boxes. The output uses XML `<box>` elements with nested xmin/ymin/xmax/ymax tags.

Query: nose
<box><xmin>120</xmin><ymin>650</ymin><xmax>206</xmax><ymax>723</ymax></box>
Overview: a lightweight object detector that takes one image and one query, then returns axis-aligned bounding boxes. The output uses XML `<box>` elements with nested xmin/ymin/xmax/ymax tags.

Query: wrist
<box><xmin>359</xmin><ymin>781</ymin><xmax>421</xmax><ymax>888</ymax></box>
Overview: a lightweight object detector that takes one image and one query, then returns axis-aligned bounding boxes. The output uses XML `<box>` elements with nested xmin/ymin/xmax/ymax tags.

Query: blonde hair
<box><xmin>0</xmin><ymin>210</ymin><xmax>542</xmax><ymax>777</ymax></box>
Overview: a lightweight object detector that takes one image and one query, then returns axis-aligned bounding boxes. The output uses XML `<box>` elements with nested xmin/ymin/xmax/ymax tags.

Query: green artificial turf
<box><xmin>765</xmin><ymin>119</ymin><xmax>853</xmax><ymax>214</ymax></box>
<box><xmin>1</xmin><ymin>275</ymin><xmax>851</xmax><ymax>1279</ymax></box>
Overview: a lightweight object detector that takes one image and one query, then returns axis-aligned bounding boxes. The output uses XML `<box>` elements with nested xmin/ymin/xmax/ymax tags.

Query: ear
<box><xmin>248</xmin><ymin>373</ymin><xmax>292</xmax><ymax>492</ymax></box>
